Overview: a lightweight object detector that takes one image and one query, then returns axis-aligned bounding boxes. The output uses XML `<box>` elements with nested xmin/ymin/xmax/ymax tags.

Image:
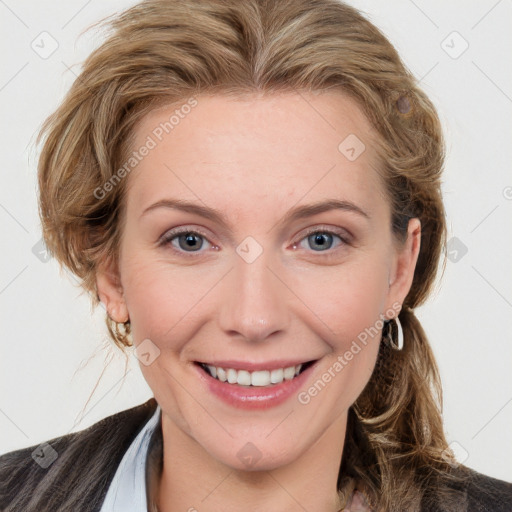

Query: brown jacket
<box><xmin>1</xmin><ymin>397</ymin><xmax>511</xmax><ymax>511</ymax></box>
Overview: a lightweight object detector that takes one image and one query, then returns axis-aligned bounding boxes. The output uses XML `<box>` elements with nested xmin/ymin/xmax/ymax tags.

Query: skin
<box><xmin>96</xmin><ymin>91</ymin><xmax>421</xmax><ymax>512</ymax></box>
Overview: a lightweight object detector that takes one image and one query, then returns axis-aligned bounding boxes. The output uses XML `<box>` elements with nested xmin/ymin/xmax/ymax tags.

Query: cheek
<box><xmin>120</xmin><ymin>251</ymin><xmax>222</xmax><ymax>347</ymax></box>
<box><xmin>290</xmin><ymin>256</ymin><xmax>390</xmax><ymax>349</ymax></box>
<box><xmin>291</xmin><ymin>258</ymin><xmax>388</xmax><ymax>405</ymax></box>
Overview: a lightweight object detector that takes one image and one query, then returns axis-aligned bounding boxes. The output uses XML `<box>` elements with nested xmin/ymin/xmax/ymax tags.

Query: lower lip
<box><xmin>194</xmin><ymin>362</ymin><xmax>317</xmax><ymax>410</ymax></box>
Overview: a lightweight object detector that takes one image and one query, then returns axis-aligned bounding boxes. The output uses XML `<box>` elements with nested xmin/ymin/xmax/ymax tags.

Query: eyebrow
<box><xmin>140</xmin><ymin>198</ymin><xmax>370</xmax><ymax>229</ymax></box>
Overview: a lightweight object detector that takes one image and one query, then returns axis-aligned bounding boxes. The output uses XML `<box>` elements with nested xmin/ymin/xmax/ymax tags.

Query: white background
<box><xmin>1</xmin><ymin>0</ymin><xmax>511</xmax><ymax>482</ymax></box>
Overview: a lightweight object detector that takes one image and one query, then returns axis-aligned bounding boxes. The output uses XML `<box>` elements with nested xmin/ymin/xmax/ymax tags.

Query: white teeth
<box><xmin>283</xmin><ymin>366</ymin><xmax>296</xmax><ymax>380</ymax></box>
<box><xmin>251</xmin><ymin>370</ymin><xmax>270</xmax><ymax>386</ymax></box>
<box><xmin>227</xmin><ymin>368</ymin><xmax>238</xmax><ymax>384</ymax></box>
<box><xmin>237</xmin><ymin>370</ymin><xmax>251</xmax><ymax>386</ymax></box>
<box><xmin>203</xmin><ymin>363</ymin><xmax>304</xmax><ymax>387</ymax></box>
<box><xmin>270</xmin><ymin>368</ymin><xmax>284</xmax><ymax>383</ymax></box>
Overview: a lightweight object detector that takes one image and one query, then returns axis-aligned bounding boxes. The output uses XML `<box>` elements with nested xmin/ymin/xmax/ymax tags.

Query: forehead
<box><xmin>125</xmin><ymin>91</ymin><xmax>387</xmax><ymax>219</ymax></box>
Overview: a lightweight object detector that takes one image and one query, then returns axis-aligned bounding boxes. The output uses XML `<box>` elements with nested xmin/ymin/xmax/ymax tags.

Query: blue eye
<box><xmin>159</xmin><ymin>226</ymin><xmax>349</xmax><ymax>256</ymax></box>
<box><xmin>309</xmin><ymin>232</ymin><xmax>334</xmax><ymax>251</ymax></box>
<box><xmin>175</xmin><ymin>232</ymin><xmax>205</xmax><ymax>252</ymax></box>
<box><xmin>160</xmin><ymin>229</ymin><xmax>212</xmax><ymax>253</ymax></box>
<box><xmin>298</xmin><ymin>230</ymin><xmax>346</xmax><ymax>252</ymax></box>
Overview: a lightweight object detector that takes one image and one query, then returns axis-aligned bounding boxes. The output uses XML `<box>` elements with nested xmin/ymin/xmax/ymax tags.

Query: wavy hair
<box><xmin>36</xmin><ymin>0</ymin><xmax>473</xmax><ymax>510</ymax></box>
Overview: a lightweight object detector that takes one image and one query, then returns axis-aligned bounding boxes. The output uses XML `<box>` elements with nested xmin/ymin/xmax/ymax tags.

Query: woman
<box><xmin>1</xmin><ymin>0</ymin><xmax>511</xmax><ymax>510</ymax></box>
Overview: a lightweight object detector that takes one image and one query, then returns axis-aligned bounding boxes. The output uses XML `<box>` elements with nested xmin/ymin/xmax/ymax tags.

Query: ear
<box><xmin>96</xmin><ymin>256</ymin><xmax>129</xmax><ymax>323</ymax></box>
<box><xmin>385</xmin><ymin>218</ymin><xmax>421</xmax><ymax>315</ymax></box>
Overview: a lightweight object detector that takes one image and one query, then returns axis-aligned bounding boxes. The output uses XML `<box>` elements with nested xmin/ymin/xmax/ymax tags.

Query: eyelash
<box><xmin>158</xmin><ymin>225</ymin><xmax>351</xmax><ymax>258</ymax></box>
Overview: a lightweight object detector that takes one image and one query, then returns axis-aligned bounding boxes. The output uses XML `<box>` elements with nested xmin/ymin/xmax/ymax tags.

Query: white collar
<box><xmin>100</xmin><ymin>403</ymin><xmax>162</xmax><ymax>512</ymax></box>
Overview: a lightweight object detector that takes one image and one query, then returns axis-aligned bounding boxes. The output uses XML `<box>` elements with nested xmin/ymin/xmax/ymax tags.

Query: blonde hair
<box><xmin>37</xmin><ymin>0</ymin><xmax>473</xmax><ymax>509</ymax></box>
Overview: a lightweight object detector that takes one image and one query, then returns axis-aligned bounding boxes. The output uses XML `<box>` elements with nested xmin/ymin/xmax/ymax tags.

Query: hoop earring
<box><xmin>116</xmin><ymin>320</ymin><xmax>133</xmax><ymax>348</ymax></box>
<box><xmin>106</xmin><ymin>316</ymin><xmax>133</xmax><ymax>349</ymax></box>
<box><xmin>385</xmin><ymin>316</ymin><xmax>404</xmax><ymax>351</ymax></box>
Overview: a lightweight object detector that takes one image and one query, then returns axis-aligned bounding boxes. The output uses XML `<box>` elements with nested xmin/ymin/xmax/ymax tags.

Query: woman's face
<box><xmin>97</xmin><ymin>91</ymin><xmax>420</xmax><ymax>471</ymax></box>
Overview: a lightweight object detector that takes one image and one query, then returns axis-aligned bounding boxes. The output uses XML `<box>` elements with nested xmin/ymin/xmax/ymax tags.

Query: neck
<box><xmin>155</xmin><ymin>412</ymin><xmax>347</xmax><ymax>512</ymax></box>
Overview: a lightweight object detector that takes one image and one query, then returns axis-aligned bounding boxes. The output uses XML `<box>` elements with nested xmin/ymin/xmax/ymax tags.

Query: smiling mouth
<box><xmin>196</xmin><ymin>360</ymin><xmax>316</xmax><ymax>387</ymax></box>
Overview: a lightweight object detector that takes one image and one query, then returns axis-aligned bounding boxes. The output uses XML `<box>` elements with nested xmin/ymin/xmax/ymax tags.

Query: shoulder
<box><xmin>424</xmin><ymin>464</ymin><xmax>512</xmax><ymax>512</ymax></box>
<box><xmin>0</xmin><ymin>397</ymin><xmax>158</xmax><ymax>512</ymax></box>
<box><xmin>463</xmin><ymin>465</ymin><xmax>512</xmax><ymax>512</ymax></box>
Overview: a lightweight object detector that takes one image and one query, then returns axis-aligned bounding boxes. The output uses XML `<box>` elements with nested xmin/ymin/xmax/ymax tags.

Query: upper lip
<box><xmin>196</xmin><ymin>359</ymin><xmax>317</xmax><ymax>371</ymax></box>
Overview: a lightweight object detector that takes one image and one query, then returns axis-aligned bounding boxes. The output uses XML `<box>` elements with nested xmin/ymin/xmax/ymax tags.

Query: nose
<box><xmin>217</xmin><ymin>251</ymin><xmax>290</xmax><ymax>343</ymax></box>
